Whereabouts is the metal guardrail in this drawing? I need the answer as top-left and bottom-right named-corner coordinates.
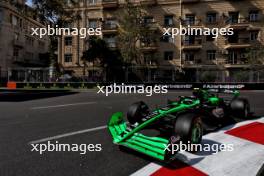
top-left (4, 82), bottom-right (264, 90)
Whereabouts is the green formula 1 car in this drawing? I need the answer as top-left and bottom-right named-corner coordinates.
top-left (108, 88), bottom-right (250, 161)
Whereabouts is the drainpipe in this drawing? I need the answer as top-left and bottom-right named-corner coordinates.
top-left (179, 0), bottom-right (182, 70)
top-left (77, 12), bottom-right (81, 65)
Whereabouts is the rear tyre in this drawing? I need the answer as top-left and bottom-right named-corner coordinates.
top-left (174, 113), bottom-right (203, 145)
top-left (230, 98), bottom-right (250, 118)
top-left (127, 101), bottom-right (149, 124)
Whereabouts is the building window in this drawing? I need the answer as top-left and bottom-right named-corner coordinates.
top-left (143, 16), bottom-right (154, 25)
top-left (88, 19), bottom-right (98, 28)
top-left (64, 21), bottom-right (73, 28)
top-left (250, 31), bottom-right (259, 41)
top-left (11, 15), bottom-right (18, 26)
top-left (13, 47), bottom-right (19, 57)
top-left (184, 52), bottom-right (195, 61)
top-left (164, 51), bottom-right (173, 61)
top-left (14, 33), bottom-right (19, 41)
top-left (185, 14), bottom-right (195, 25)
top-left (161, 35), bottom-right (174, 43)
top-left (104, 35), bottom-right (116, 48)
top-left (104, 19), bottom-right (117, 29)
top-left (25, 52), bottom-right (34, 60)
top-left (19, 18), bottom-right (22, 28)
top-left (65, 37), bottom-right (72, 46)
top-left (250, 50), bottom-right (257, 60)
top-left (26, 36), bottom-right (34, 46)
top-left (38, 41), bottom-right (45, 48)
top-left (143, 53), bottom-right (154, 65)
top-left (206, 32), bottom-right (216, 41)
top-left (64, 54), bottom-right (73, 63)
top-left (249, 10), bottom-right (259, 22)
top-left (0, 10), bottom-right (3, 23)
top-left (228, 12), bottom-right (239, 24)
top-left (228, 50), bottom-right (238, 64)
top-left (206, 13), bottom-right (217, 24)
top-left (164, 15), bottom-right (174, 26)
top-left (207, 50), bottom-right (216, 60)
top-left (184, 35), bottom-right (196, 45)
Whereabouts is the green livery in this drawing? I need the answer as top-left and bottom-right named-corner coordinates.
top-left (108, 88), bottom-right (249, 161)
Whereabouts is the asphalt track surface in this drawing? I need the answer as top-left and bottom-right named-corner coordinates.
top-left (0, 90), bottom-right (263, 176)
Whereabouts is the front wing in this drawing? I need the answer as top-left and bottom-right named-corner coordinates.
top-left (108, 112), bottom-right (169, 160)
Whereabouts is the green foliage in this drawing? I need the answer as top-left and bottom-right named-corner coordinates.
top-left (82, 37), bottom-right (109, 63)
top-left (82, 37), bottom-right (123, 67)
top-left (32, 0), bottom-right (77, 23)
top-left (244, 21), bottom-right (264, 68)
top-left (245, 44), bottom-right (264, 66)
top-left (117, 0), bottom-right (158, 64)
top-left (233, 71), bottom-right (249, 82)
top-left (31, 0), bottom-right (78, 75)
top-left (200, 71), bottom-right (217, 82)
top-left (82, 37), bottom-right (125, 81)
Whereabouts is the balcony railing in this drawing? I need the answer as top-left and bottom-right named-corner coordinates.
top-left (102, 0), bottom-right (117, 2)
top-left (102, 23), bottom-right (117, 30)
top-left (102, 0), bottom-right (118, 8)
top-left (13, 39), bottom-right (24, 47)
top-left (182, 0), bottom-right (200, 3)
top-left (86, 0), bottom-right (100, 6)
top-left (140, 0), bottom-right (157, 5)
top-left (225, 17), bottom-right (250, 25)
top-left (86, 0), bottom-right (118, 8)
top-left (225, 38), bottom-right (251, 49)
top-left (183, 59), bottom-right (203, 66)
top-left (140, 41), bottom-right (158, 51)
top-left (226, 59), bottom-right (248, 65)
top-left (182, 39), bottom-right (202, 46)
top-left (183, 60), bottom-right (196, 65)
top-left (105, 41), bottom-right (117, 48)
top-left (205, 18), bottom-right (219, 25)
top-left (226, 38), bottom-right (250, 45)
top-left (182, 19), bottom-right (202, 26)
top-left (88, 25), bottom-right (99, 29)
top-left (143, 60), bottom-right (158, 67)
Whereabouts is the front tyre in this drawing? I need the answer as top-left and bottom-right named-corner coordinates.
top-left (127, 101), bottom-right (149, 124)
top-left (174, 113), bottom-right (203, 145)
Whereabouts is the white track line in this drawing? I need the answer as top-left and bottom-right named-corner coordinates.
top-left (31, 102), bottom-right (97, 110)
top-left (28, 125), bottom-right (107, 144)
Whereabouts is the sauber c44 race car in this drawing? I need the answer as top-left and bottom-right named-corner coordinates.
top-left (108, 88), bottom-right (250, 161)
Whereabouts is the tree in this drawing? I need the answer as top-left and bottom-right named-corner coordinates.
top-left (117, 0), bottom-right (158, 65)
top-left (32, 0), bottom-right (76, 23)
top-left (31, 0), bottom-right (78, 78)
top-left (200, 71), bottom-right (217, 82)
top-left (82, 37), bottom-right (124, 81)
top-left (244, 22), bottom-right (264, 82)
top-left (245, 44), bottom-right (264, 66)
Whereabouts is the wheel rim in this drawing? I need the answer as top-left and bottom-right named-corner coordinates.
top-left (191, 123), bottom-right (202, 143)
